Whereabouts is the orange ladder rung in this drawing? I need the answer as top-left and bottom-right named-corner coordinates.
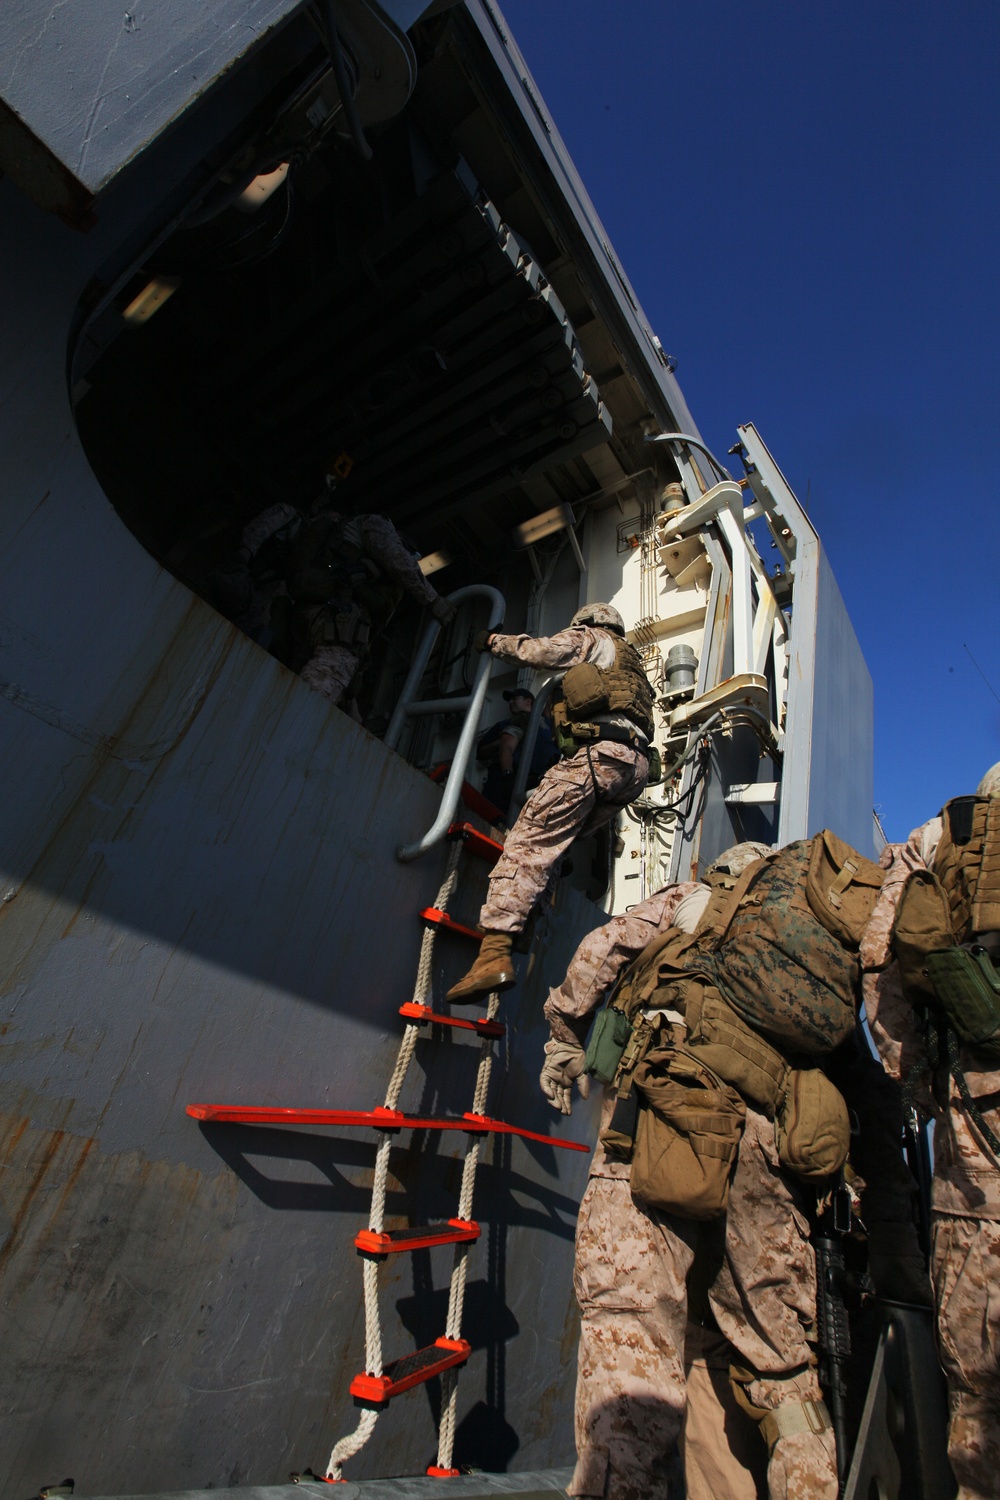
top-left (447, 821), bottom-right (504, 864)
top-left (185, 1103), bottom-right (589, 1151)
top-left (399, 1001), bottom-right (505, 1038)
top-left (350, 1337), bottom-right (471, 1406)
top-left (355, 1218), bottom-right (480, 1258)
top-left (419, 907), bottom-right (483, 942)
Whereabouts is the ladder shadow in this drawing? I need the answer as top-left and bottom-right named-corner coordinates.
top-left (196, 1119), bottom-right (581, 1239)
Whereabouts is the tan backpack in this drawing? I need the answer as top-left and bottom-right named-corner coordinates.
top-left (606, 833), bottom-right (882, 1210)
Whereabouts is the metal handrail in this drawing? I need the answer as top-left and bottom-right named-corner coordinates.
top-left (506, 673), bottom-right (560, 825)
top-left (387, 585), bottom-right (506, 862)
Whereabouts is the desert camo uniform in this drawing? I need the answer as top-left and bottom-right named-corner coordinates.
top-left (477, 625), bottom-right (648, 934)
top-left (862, 820), bottom-right (1000, 1500)
top-left (238, 503), bottom-right (447, 705)
top-left (546, 881), bottom-right (840, 1500)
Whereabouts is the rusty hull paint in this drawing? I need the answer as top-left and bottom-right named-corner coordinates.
top-left (0, 178), bottom-right (599, 1494)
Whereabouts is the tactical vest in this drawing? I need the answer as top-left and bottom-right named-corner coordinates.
top-left (286, 513), bottom-right (401, 655)
top-left (894, 796), bottom-right (1000, 1059)
top-left (935, 796), bottom-right (1000, 943)
top-left (555, 634), bottom-right (655, 740)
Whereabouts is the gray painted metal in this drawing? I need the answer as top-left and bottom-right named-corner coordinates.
top-left (0, 0), bottom-right (305, 195)
top-left (0, 0), bottom-right (439, 218)
top-left (87, 1468), bottom-right (570, 1499)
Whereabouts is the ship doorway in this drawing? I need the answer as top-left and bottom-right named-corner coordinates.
top-left (71, 115), bottom-right (617, 752)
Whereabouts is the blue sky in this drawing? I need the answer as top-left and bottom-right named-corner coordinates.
top-left (498, 0), bottom-right (1000, 841)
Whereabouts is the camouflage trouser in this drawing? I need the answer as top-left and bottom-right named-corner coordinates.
top-left (681, 1324), bottom-right (768, 1500)
top-left (571, 1114), bottom-right (837, 1500)
top-left (931, 1214), bottom-right (1000, 1500)
top-left (480, 742), bottom-right (647, 934)
top-left (300, 645), bottom-right (358, 706)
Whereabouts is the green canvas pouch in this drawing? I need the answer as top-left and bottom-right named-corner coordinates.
top-left (585, 1006), bottom-right (633, 1085)
top-left (927, 946), bottom-right (1000, 1057)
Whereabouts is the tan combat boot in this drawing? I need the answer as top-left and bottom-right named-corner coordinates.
top-left (445, 933), bottom-right (516, 1003)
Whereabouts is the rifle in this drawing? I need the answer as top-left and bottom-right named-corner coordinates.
top-left (814, 1176), bottom-right (854, 1495)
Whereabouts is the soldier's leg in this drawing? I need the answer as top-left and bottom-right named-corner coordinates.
top-left (481, 745), bottom-right (646, 935)
top-left (931, 1214), bottom-right (1000, 1500)
top-left (300, 645), bottom-right (359, 705)
top-left (710, 1112), bottom-right (838, 1500)
top-left (681, 1325), bottom-right (767, 1500)
top-left (571, 1175), bottom-right (696, 1500)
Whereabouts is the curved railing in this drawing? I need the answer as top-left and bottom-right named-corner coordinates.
top-left (385, 585), bottom-right (505, 862)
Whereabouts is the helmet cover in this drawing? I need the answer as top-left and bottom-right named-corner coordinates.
top-left (707, 841), bottom-right (772, 879)
top-left (977, 761), bottom-right (1000, 799)
top-left (570, 602), bottom-right (626, 636)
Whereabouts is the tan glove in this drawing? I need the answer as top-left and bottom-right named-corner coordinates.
top-left (539, 1038), bottom-right (591, 1116)
top-left (430, 596), bottom-right (456, 625)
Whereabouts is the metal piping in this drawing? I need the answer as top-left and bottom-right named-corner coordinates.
top-left (645, 432), bottom-right (733, 482)
top-left (506, 673), bottom-right (560, 823)
top-left (390, 585), bottom-right (505, 862)
top-left (320, 0), bottom-right (373, 162)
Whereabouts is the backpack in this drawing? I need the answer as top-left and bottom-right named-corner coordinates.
top-left (621, 831), bottom-right (885, 1056)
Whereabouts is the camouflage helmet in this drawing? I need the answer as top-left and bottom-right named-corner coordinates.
top-left (977, 761), bottom-right (1000, 798)
top-left (570, 602), bottom-right (625, 636)
top-left (707, 841), bottom-right (772, 879)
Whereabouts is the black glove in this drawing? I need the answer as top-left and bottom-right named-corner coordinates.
top-left (473, 630), bottom-right (496, 653)
top-left (430, 596), bottom-right (456, 625)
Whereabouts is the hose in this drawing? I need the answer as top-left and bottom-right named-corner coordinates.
top-left (320, 0), bottom-right (373, 162)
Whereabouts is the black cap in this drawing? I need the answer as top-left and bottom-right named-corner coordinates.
top-left (503, 687), bottom-right (534, 703)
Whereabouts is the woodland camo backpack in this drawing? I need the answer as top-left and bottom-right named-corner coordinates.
top-left (621, 830), bottom-right (885, 1056)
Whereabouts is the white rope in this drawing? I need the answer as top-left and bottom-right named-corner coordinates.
top-left (411, 842), bottom-right (463, 1007)
top-left (327, 1408), bottom-right (380, 1479)
top-left (437, 1367), bottom-right (460, 1474)
top-left (383, 1024), bottom-right (420, 1113)
top-left (433, 989), bottom-right (502, 1473)
top-left (326, 840), bottom-right (497, 1481)
top-left (362, 1255), bottom-right (383, 1373)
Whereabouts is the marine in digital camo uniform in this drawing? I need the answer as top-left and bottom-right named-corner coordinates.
top-left (542, 839), bottom-right (924, 1500)
top-left (861, 762), bottom-right (1000, 1500)
top-left (446, 603), bottom-right (652, 1003)
top-left (224, 498), bottom-right (453, 708)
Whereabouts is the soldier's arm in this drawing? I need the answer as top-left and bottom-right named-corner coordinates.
top-left (860, 831), bottom-right (937, 1091)
top-left (355, 513), bottom-right (442, 609)
top-left (483, 625), bottom-right (615, 671)
top-left (498, 729), bottom-right (519, 774)
top-left (544, 882), bottom-right (705, 1044)
top-left (239, 501), bottom-right (300, 560)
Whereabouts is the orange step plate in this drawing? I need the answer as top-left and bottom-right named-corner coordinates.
top-left (350, 1337), bottom-right (471, 1406)
top-left (399, 1001), bottom-right (504, 1038)
top-left (355, 1218), bottom-right (480, 1257)
top-left (185, 1104), bottom-right (589, 1151)
top-left (419, 907), bottom-right (482, 942)
top-left (447, 821), bottom-right (504, 864)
